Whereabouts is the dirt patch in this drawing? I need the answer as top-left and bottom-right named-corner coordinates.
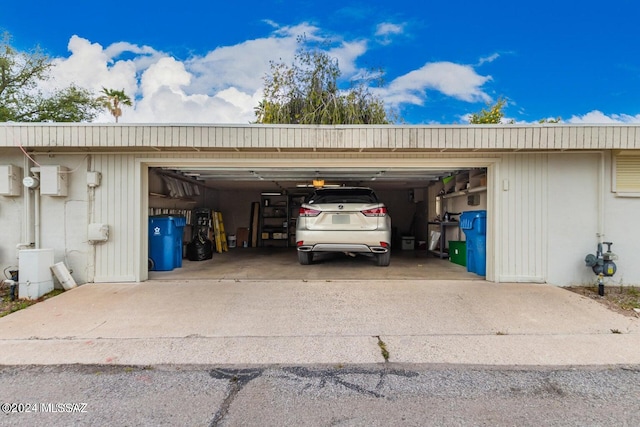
top-left (565, 285), bottom-right (640, 318)
top-left (0, 280), bottom-right (63, 318)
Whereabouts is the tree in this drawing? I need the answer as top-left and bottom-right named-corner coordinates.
top-left (538, 117), bottom-right (562, 123)
top-left (255, 40), bottom-right (392, 124)
top-left (0, 32), bottom-right (100, 122)
top-left (468, 98), bottom-right (513, 124)
top-left (97, 87), bottom-right (133, 123)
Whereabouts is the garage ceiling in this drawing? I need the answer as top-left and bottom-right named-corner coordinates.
top-left (160, 166), bottom-right (464, 191)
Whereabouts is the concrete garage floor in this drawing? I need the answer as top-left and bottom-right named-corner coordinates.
top-left (149, 247), bottom-right (483, 281)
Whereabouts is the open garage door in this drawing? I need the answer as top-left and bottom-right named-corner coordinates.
top-left (143, 160), bottom-right (493, 281)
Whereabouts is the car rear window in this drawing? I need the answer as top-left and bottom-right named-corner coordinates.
top-left (308, 189), bottom-right (378, 204)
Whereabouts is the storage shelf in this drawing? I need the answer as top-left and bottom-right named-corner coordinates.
top-left (427, 221), bottom-right (460, 259)
top-left (440, 186), bottom-right (487, 199)
top-left (149, 192), bottom-right (197, 203)
top-left (260, 194), bottom-right (290, 247)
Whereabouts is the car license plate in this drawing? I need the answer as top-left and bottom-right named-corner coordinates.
top-left (332, 214), bottom-right (350, 224)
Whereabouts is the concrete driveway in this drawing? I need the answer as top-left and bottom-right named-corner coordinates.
top-left (0, 277), bottom-right (639, 366)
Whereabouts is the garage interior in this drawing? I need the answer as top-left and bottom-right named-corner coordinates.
top-left (147, 164), bottom-right (488, 280)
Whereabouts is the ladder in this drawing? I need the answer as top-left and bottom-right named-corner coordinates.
top-left (212, 211), bottom-right (228, 253)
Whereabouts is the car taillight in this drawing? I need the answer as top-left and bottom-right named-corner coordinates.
top-left (361, 207), bottom-right (387, 217)
top-left (299, 207), bottom-right (321, 217)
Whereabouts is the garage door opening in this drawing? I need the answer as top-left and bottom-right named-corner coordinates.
top-left (144, 162), bottom-right (491, 281)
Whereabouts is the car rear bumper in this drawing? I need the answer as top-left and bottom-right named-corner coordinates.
top-left (297, 243), bottom-right (389, 253)
top-left (296, 228), bottom-right (391, 253)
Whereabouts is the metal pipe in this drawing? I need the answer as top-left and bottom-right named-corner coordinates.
top-left (34, 187), bottom-right (40, 248)
top-left (22, 156), bottom-right (33, 248)
top-left (597, 152), bottom-right (606, 243)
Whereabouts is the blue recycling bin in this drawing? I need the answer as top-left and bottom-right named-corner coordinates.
top-left (149, 215), bottom-right (186, 271)
top-left (460, 210), bottom-right (487, 276)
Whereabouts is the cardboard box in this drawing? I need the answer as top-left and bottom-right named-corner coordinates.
top-left (236, 227), bottom-right (249, 247)
top-left (402, 236), bottom-right (415, 250)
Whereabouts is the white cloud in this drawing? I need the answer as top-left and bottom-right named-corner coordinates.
top-left (477, 53), bottom-right (500, 66)
top-left (41, 23), bottom-right (499, 124)
top-left (567, 110), bottom-right (640, 124)
top-left (140, 57), bottom-right (191, 97)
top-left (328, 41), bottom-right (368, 76)
top-left (47, 36), bottom-right (138, 96)
top-left (375, 22), bottom-right (405, 37)
top-left (42, 23), bottom-right (364, 124)
top-left (381, 61), bottom-right (492, 106)
top-left (186, 37), bottom-right (298, 95)
top-left (375, 22), bottom-right (406, 45)
top-left (45, 32), bottom-right (303, 123)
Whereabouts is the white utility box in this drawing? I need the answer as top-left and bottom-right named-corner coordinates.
top-left (87, 171), bottom-right (101, 188)
top-left (88, 223), bottom-right (109, 243)
top-left (0, 165), bottom-right (22, 196)
top-left (40, 165), bottom-right (69, 196)
top-left (18, 248), bottom-right (55, 300)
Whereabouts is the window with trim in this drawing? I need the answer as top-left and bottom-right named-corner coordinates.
top-left (613, 151), bottom-right (640, 197)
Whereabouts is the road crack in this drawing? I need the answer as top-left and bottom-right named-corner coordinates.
top-left (209, 368), bottom-right (263, 426)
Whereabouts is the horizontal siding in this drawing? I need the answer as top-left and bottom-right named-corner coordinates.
top-left (3, 124), bottom-right (640, 151)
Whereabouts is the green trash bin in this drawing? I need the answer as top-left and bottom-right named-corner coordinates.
top-left (449, 241), bottom-right (467, 267)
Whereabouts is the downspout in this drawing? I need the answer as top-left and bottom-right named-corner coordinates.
top-left (597, 151), bottom-right (605, 243)
top-left (34, 186), bottom-right (40, 248)
top-left (18, 156), bottom-right (35, 250)
top-left (30, 167), bottom-right (42, 249)
top-left (18, 157), bottom-right (33, 247)
top-left (87, 155), bottom-right (96, 283)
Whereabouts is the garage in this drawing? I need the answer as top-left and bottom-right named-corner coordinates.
top-left (144, 158), bottom-right (492, 281)
top-left (10, 123), bottom-right (625, 286)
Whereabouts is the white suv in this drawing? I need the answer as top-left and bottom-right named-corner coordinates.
top-left (295, 187), bottom-right (392, 266)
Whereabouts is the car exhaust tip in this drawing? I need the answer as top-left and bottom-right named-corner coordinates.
top-left (370, 247), bottom-right (389, 254)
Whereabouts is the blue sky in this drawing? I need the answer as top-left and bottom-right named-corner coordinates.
top-left (2, 0), bottom-right (640, 124)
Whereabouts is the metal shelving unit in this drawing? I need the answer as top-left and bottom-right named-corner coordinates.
top-left (427, 221), bottom-right (461, 258)
top-left (259, 194), bottom-right (290, 247)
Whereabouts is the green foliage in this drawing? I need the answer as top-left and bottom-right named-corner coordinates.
top-left (255, 39), bottom-right (392, 124)
top-left (0, 31), bottom-right (100, 122)
top-left (538, 117), bottom-right (562, 123)
top-left (97, 87), bottom-right (133, 123)
top-left (468, 98), bottom-right (511, 124)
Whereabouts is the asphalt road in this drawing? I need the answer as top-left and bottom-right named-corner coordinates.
top-left (1, 364), bottom-right (639, 426)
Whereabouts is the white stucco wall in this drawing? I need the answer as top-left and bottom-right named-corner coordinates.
top-left (601, 153), bottom-right (639, 285)
top-left (0, 151), bottom-right (26, 272)
top-left (0, 151), bottom-right (91, 285)
top-left (547, 153), bottom-right (600, 286)
top-left (545, 152), bottom-right (639, 286)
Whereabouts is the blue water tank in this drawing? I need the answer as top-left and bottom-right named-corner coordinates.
top-left (149, 215), bottom-right (186, 271)
top-left (460, 210), bottom-right (487, 276)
